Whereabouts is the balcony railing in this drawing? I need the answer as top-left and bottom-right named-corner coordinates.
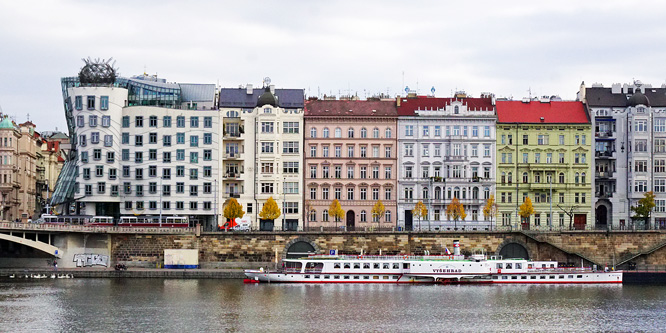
top-left (223, 191), bottom-right (243, 198)
top-left (595, 150), bottom-right (615, 158)
top-left (224, 152), bottom-right (243, 159)
top-left (595, 131), bottom-right (614, 138)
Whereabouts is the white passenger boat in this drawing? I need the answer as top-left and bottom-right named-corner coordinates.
top-left (244, 242), bottom-right (622, 285)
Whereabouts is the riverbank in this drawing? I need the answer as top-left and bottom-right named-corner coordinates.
top-left (0, 267), bottom-right (246, 279)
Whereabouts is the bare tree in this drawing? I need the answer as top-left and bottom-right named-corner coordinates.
top-left (557, 204), bottom-right (578, 230)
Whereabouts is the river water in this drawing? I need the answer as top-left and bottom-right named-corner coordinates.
top-left (0, 279), bottom-right (665, 332)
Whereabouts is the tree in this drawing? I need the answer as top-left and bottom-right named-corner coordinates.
top-left (223, 198), bottom-right (244, 230)
top-left (446, 197), bottom-right (466, 229)
top-left (328, 199), bottom-right (345, 228)
top-left (412, 201), bottom-right (428, 231)
top-left (519, 197), bottom-right (535, 227)
top-left (372, 200), bottom-right (386, 229)
top-left (632, 191), bottom-right (656, 229)
top-left (259, 197), bottom-right (281, 228)
top-left (483, 195), bottom-right (498, 230)
top-left (557, 204), bottom-right (578, 230)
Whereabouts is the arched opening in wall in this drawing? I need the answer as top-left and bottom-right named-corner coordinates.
top-left (499, 243), bottom-right (529, 259)
top-left (595, 204), bottom-right (608, 229)
top-left (346, 210), bottom-right (355, 231)
top-left (286, 241), bottom-right (316, 259)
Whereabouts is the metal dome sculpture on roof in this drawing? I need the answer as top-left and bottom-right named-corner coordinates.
top-left (78, 57), bottom-right (118, 85)
top-left (257, 86), bottom-right (278, 107)
top-left (0, 116), bottom-right (16, 130)
top-left (628, 91), bottom-right (650, 107)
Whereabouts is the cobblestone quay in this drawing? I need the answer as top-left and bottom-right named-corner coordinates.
top-left (111, 231), bottom-right (666, 269)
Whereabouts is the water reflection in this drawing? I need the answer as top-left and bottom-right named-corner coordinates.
top-left (0, 280), bottom-right (663, 332)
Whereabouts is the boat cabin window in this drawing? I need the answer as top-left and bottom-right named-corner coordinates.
top-left (516, 263), bottom-right (522, 269)
top-left (353, 276), bottom-right (360, 279)
top-left (314, 275), bottom-right (320, 279)
top-left (304, 275), bottom-right (310, 279)
top-left (577, 275), bottom-right (583, 278)
top-left (393, 263), bottom-right (400, 269)
top-left (344, 276), bottom-right (350, 279)
top-left (334, 275), bottom-right (340, 279)
top-left (568, 275), bottom-right (573, 279)
top-left (549, 276), bottom-right (555, 279)
top-left (344, 263), bottom-right (351, 269)
top-left (550, 264), bottom-right (555, 268)
top-left (559, 275), bottom-right (564, 279)
top-left (373, 263), bottom-right (380, 269)
top-left (363, 276), bottom-right (369, 279)
top-left (383, 276), bottom-right (389, 280)
top-left (506, 263), bottom-right (513, 269)
top-left (363, 263), bottom-right (370, 269)
top-left (540, 276), bottom-right (546, 279)
top-left (392, 276), bottom-right (398, 280)
top-left (324, 275), bottom-right (330, 279)
top-left (383, 263), bottom-right (390, 269)
top-left (354, 263), bottom-right (361, 269)
top-left (530, 276), bottom-right (536, 279)
top-left (334, 263), bottom-right (341, 269)
top-left (496, 263), bottom-right (503, 269)
top-left (528, 264), bottom-right (533, 269)
top-left (373, 276), bottom-right (379, 280)
top-left (403, 263), bottom-right (409, 269)
top-left (541, 264), bottom-right (546, 268)
top-left (521, 276), bottom-right (527, 279)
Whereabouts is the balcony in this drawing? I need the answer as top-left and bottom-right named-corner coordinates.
top-left (595, 171), bottom-right (615, 179)
top-left (223, 152), bottom-right (243, 159)
top-left (223, 191), bottom-right (243, 199)
top-left (223, 132), bottom-right (243, 140)
top-left (223, 172), bottom-right (243, 180)
top-left (595, 150), bottom-right (615, 159)
top-left (596, 192), bottom-right (613, 199)
top-left (444, 156), bottom-right (467, 162)
top-left (595, 131), bottom-right (615, 138)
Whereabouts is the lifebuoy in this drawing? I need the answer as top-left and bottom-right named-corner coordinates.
top-left (403, 255), bottom-right (408, 260)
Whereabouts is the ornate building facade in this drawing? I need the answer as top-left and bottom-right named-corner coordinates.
top-left (304, 99), bottom-right (398, 229)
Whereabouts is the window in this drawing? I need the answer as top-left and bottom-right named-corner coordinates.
top-left (310, 127), bottom-right (317, 138)
top-left (261, 142), bottom-right (274, 153)
top-left (91, 132), bottom-right (100, 144)
top-left (656, 139), bottom-right (666, 153)
top-left (262, 163), bottom-right (274, 174)
top-left (190, 152), bottom-right (198, 163)
top-left (284, 122), bottom-right (299, 134)
top-left (385, 167), bottom-right (392, 179)
top-left (87, 96), bottom-right (95, 109)
top-left (93, 149), bottom-right (102, 160)
top-left (335, 146), bottom-right (341, 158)
top-left (203, 133), bottom-right (212, 145)
top-left (347, 166), bottom-right (354, 178)
top-left (261, 122), bottom-right (274, 133)
top-left (656, 160), bottom-right (666, 173)
top-left (190, 136), bottom-right (199, 147)
top-left (347, 188), bottom-right (354, 200)
top-left (635, 160), bottom-right (648, 172)
top-left (635, 180), bottom-right (648, 193)
top-left (405, 125), bottom-right (413, 137)
top-left (190, 168), bottom-right (198, 180)
top-left (106, 151), bottom-right (114, 163)
top-left (655, 179), bottom-right (666, 193)
top-left (75, 96), bottom-right (82, 110)
top-left (203, 116), bottom-right (212, 128)
top-left (361, 127), bottom-right (367, 138)
top-left (385, 128), bottom-right (392, 138)
top-left (89, 115), bottom-right (98, 127)
top-left (347, 146), bottom-right (354, 158)
top-left (190, 185), bottom-right (198, 196)
top-left (635, 120), bottom-right (647, 132)
top-left (405, 144), bottom-right (413, 156)
top-left (347, 127), bottom-right (354, 138)
top-left (484, 126), bottom-right (490, 137)
top-left (323, 128), bottom-right (329, 138)
top-left (176, 116), bottom-right (185, 128)
top-left (283, 161), bottom-right (299, 173)
top-left (484, 145), bottom-right (490, 157)
top-left (176, 183), bottom-right (185, 193)
top-left (323, 146), bottom-right (329, 157)
top-left (283, 141), bottom-right (299, 154)
top-left (423, 126), bottom-right (429, 137)
top-left (284, 202), bottom-right (299, 214)
top-left (190, 116), bottom-right (199, 128)
top-left (636, 140), bottom-right (648, 152)
top-left (334, 128), bottom-right (342, 138)
top-left (163, 116), bottom-right (172, 127)
top-left (538, 135), bottom-right (549, 145)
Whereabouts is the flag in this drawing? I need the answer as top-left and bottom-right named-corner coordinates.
top-left (444, 247), bottom-right (451, 255)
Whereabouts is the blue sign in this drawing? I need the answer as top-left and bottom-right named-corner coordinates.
top-left (329, 249), bottom-right (337, 255)
top-left (404, 86), bottom-right (409, 93)
top-left (431, 86), bottom-right (436, 94)
top-left (55, 250), bottom-right (58, 255)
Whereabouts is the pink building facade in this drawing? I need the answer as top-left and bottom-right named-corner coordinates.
top-left (304, 100), bottom-right (398, 229)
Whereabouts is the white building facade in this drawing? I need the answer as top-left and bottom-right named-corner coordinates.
top-left (397, 94), bottom-right (496, 230)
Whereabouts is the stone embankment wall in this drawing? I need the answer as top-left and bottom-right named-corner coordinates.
top-left (111, 231), bottom-right (666, 268)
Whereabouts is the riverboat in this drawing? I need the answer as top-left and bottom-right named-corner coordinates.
top-left (244, 242), bottom-right (622, 284)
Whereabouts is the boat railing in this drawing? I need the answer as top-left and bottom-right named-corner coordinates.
top-left (303, 269), bottom-right (323, 273)
top-left (303, 254), bottom-right (467, 261)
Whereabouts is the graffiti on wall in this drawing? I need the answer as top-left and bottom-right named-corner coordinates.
top-left (73, 253), bottom-right (109, 267)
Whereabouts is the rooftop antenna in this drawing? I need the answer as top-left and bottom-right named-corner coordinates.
top-left (143, 65), bottom-right (147, 76)
top-left (528, 87), bottom-right (532, 99)
top-left (27, 113), bottom-right (30, 122)
top-left (402, 71), bottom-right (405, 94)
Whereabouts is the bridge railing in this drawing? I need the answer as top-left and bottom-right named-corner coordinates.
top-left (0, 222), bottom-right (196, 234)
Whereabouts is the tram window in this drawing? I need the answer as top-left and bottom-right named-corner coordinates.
top-left (363, 276), bottom-right (369, 280)
top-left (344, 276), bottom-right (350, 279)
top-left (354, 263), bottom-right (361, 269)
top-left (363, 263), bottom-right (370, 269)
top-left (506, 263), bottom-right (513, 269)
top-left (344, 263), bottom-right (351, 269)
top-left (373, 263), bottom-right (380, 269)
top-left (393, 263), bottom-right (400, 269)
top-left (353, 276), bottom-right (360, 279)
top-left (550, 264), bottom-right (555, 268)
top-left (383, 263), bottom-right (390, 269)
top-left (530, 276), bottom-right (536, 279)
top-left (496, 263), bottom-right (503, 269)
top-left (521, 276), bottom-right (527, 279)
top-left (304, 275), bottom-right (310, 279)
top-left (334, 263), bottom-right (341, 269)
top-left (516, 263), bottom-right (522, 269)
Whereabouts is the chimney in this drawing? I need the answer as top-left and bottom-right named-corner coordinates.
top-left (246, 84), bottom-right (253, 95)
top-left (453, 240), bottom-right (460, 256)
top-left (540, 117), bottom-right (545, 122)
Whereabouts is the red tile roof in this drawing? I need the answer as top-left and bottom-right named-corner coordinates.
top-left (496, 101), bottom-right (589, 124)
top-left (397, 96), bottom-right (494, 116)
top-left (305, 100), bottom-right (398, 117)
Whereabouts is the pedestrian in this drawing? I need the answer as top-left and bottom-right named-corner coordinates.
top-left (53, 259), bottom-right (58, 272)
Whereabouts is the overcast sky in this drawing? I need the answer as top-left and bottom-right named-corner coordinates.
top-left (2, 0), bottom-right (666, 132)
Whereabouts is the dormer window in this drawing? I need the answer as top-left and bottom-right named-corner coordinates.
top-left (264, 107), bottom-right (272, 114)
top-left (454, 105), bottom-right (460, 114)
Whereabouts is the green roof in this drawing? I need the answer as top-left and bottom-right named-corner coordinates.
top-left (0, 117), bottom-right (15, 130)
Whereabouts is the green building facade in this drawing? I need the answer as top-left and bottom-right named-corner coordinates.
top-left (495, 100), bottom-right (593, 230)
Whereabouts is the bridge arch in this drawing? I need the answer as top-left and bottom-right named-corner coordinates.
top-left (283, 237), bottom-right (319, 259)
top-left (496, 239), bottom-right (530, 260)
top-left (0, 233), bottom-right (61, 258)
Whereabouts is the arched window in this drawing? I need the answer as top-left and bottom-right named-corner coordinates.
top-left (522, 172), bottom-right (528, 183)
top-left (373, 127), bottom-right (380, 138)
top-left (472, 187), bottom-right (479, 200)
top-left (508, 172), bottom-right (513, 184)
top-left (447, 187), bottom-right (452, 199)
top-left (422, 186), bottom-right (429, 199)
top-left (334, 127), bottom-right (342, 138)
top-left (310, 127), bottom-right (317, 138)
top-left (360, 210), bottom-right (367, 222)
top-left (484, 187), bottom-right (490, 200)
top-left (348, 127), bottom-right (354, 138)
top-left (454, 106), bottom-right (460, 114)
top-left (323, 209), bottom-right (329, 222)
top-left (454, 187), bottom-right (461, 199)
top-left (385, 210), bottom-right (391, 222)
top-left (575, 173), bottom-right (580, 184)
top-left (559, 173), bottom-right (565, 184)
top-left (361, 127), bottom-right (367, 138)
top-left (501, 172), bottom-right (506, 184)
top-left (385, 128), bottom-right (392, 138)
top-left (309, 210), bottom-right (316, 221)
top-left (226, 110), bottom-right (239, 118)
top-left (323, 128), bottom-right (329, 138)
top-left (435, 186), bottom-right (442, 199)
top-left (581, 172), bottom-right (586, 184)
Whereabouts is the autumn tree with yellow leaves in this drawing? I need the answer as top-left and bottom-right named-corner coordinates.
top-left (412, 200), bottom-right (428, 230)
top-left (259, 197), bottom-right (281, 222)
top-left (372, 200), bottom-right (386, 228)
top-left (446, 197), bottom-right (466, 229)
top-left (519, 197), bottom-right (535, 225)
top-left (328, 199), bottom-right (345, 228)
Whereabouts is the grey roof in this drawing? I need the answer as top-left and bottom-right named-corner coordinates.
top-left (128, 77), bottom-right (179, 89)
top-left (219, 88), bottom-right (304, 108)
top-left (179, 84), bottom-right (216, 102)
top-left (586, 87), bottom-right (666, 107)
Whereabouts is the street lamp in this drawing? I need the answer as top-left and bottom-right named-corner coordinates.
top-left (159, 176), bottom-right (163, 228)
top-left (282, 177), bottom-right (286, 231)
